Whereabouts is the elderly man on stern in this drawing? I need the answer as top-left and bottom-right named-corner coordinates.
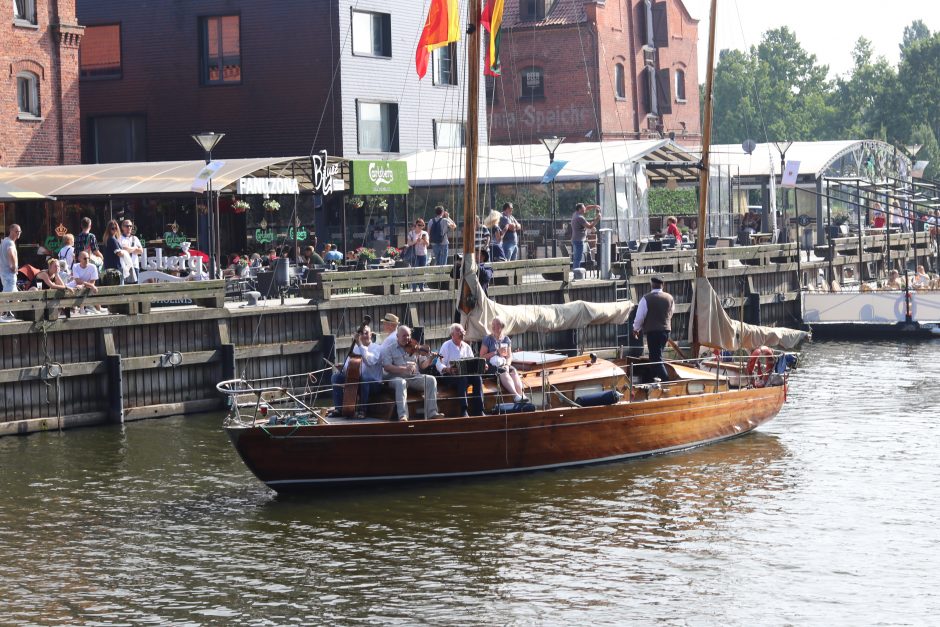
top-left (381, 325), bottom-right (445, 422)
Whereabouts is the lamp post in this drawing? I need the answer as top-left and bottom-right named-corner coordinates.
top-left (773, 140), bottom-right (793, 245)
top-left (191, 132), bottom-right (225, 279)
top-left (540, 135), bottom-right (566, 257)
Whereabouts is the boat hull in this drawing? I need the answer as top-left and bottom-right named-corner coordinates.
top-left (226, 386), bottom-right (786, 492)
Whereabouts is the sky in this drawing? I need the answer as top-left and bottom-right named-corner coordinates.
top-left (682, 0), bottom-right (940, 80)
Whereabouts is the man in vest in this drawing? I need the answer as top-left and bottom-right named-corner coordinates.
top-left (427, 206), bottom-right (456, 266)
top-left (632, 276), bottom-right (674, 382)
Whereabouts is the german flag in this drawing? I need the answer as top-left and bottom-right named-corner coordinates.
top-left (480, 0), bottom-right (504, 77)
top-left (416, 0), bottom-right (461, 79)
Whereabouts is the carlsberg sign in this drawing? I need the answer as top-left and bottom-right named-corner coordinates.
top-left (351, 160), bottom-right (409, 195)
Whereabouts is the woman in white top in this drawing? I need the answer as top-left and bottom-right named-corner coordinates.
top-left (58, 233), bottom-right (75, 270)
top-left (479, 317), bottom-right (527, 403)
top-left (407, 219), bottom-right (429, 292)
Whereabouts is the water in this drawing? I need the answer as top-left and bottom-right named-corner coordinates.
top-left (2, 341), bottom-right (939, 625)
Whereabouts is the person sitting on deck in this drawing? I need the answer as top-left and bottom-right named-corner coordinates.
top-left (30, 258), bottom-right (74, 293)
top-left (480, 317), bottom-right (528, 403)
top-left (883, 269), bottom-right (904, 290)
top-left (912, 265), bottom-right (930, 290)
top-left (378, 313), bottom-right (400, 352)
top-left (381, 326), bottom-right (444, 422)
top-left (436, 323), bottom-right (484, 417)
top-left (664, 216), bottom-right (683, 245)
top-left (68, 251), bottom-right (100, 314)
top-left (329, 324), bottom-right (383, 420)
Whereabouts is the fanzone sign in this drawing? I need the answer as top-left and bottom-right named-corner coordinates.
top-left (351, 160), bottom-right (409, 195)
top-left (237, 177), bottom-right (301, 195)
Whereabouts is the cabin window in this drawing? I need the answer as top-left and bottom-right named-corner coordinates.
top-left (89, 115), bottom-right (146, 163)
top-left (352, 10), bottom-right (391, 58)
top-left (201, 15), bottom-right (241, 84)
top-left (433, 42), bottom-right (457, 86)
top-left (13, 0), bottom-right (36, 25)
top-left (434, 120), bottom-right (465, 148)
top-left (520, 66), bottom-right (544, 99)
top-left (16, 72), bottom-right (40, 118)
top-left (357, 101), bottom-right (399, 153)
top-left (675, 68), bottom-right (686, 102)
top-left (80, 24), bottom-right (122, 79)
top-left (615, 63), bottom-right (625, 99)
top-left (520, 0), bottom-right (555, 21)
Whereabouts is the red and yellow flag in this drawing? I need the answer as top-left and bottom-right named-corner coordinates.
top-left (480, 0), bottom-right (504, 77)
top-left (416, 0), bottom-right (461, 79)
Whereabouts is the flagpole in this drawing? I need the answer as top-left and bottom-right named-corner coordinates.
top-left (463, 0), bottom-right (482, 257)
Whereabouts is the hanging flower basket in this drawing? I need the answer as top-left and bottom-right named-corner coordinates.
top-left (263, 199), bottom-right (280, 212)
top-left (232, 200), bottom-right (250, 214)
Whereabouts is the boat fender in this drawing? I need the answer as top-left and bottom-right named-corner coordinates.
top-left (488, 402), bottom-right (536, 415)
top-left (746, 346), bottom-right (775, 388)
top-left (575, 390), bottom-right (622, 407)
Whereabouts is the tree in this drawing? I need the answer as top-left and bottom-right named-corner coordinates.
top-left (711, 48), bottom-right (760, 144)
top-left (830, 38), bottom-right (897, 140)
top-left (901, 20), bottom-right (931, 58)
top-left (895, 32), bottom-right (940, 145)
top-left (909, 122), bottom-right (939, 182)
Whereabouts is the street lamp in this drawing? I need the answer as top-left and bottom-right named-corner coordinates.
top-left (773, 140), bottom-right (794, 244)
top-left (540, 135), bottom-right (566, 257)
top-left (191, 132), bottom-right (225, 279)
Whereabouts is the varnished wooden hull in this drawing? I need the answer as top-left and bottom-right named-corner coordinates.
top-left (226, 385), bottom-right (786, 492)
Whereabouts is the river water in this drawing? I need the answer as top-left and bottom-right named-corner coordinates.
top-left (1, 340), bottom-right (938, 625)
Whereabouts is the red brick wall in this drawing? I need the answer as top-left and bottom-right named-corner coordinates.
top-left (487, 0), bottom-right (701, 146)
top-left (77, 0), bottom-right (342, 162)
top-left (0, 0), bottom-right (82, 166)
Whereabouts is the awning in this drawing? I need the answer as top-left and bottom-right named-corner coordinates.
top-left (0, 180), bottom-right (54, 201)
top-left (0, 156), bottom-right (347, 198)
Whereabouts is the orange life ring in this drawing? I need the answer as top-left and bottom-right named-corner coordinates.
top-left (746, 346), bottom-right (775, 388)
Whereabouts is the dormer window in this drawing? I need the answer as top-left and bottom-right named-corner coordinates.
top-left (520, 0), bottom-right (556, 21)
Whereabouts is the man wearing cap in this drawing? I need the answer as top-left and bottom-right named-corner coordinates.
top-left (632, 277), bottom-right (674, 382)
top-left (379, 313), bottom-right (400, 353)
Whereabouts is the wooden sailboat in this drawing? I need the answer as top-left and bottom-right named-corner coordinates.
top-left (219, 0), bottom-right (804, 493)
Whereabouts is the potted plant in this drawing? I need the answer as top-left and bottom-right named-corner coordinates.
top-left (232, 199), bottom-right (250, 214)
top-left (263, 198), bottom-right (280, 212)
top-left (829, 210), bottom-right (850, 238)
top-left (355, 246), bottom-right (377, 264)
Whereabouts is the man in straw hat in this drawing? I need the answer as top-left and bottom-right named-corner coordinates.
top-left (379, 313), bottom-right (401, 352)
top-left (632, 276), bottom-right (674, 383)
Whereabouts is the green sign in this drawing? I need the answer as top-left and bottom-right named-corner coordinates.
top-left (164, 231), bottom-right (188, 249)
top-left (255, 228), bottom-right (275, 245)
top-left (351, 160), bottom-right (409, 195)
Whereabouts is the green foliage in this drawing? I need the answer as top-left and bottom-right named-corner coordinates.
top-left (648, 188), bottom-right (698, 216)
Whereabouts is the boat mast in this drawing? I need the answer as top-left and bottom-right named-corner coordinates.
top-left (462, 0), bottom-right (483, 256)
top-left (692, 0), bottom-right (717, 355)
top-left (695, 0), bottom-right (718, 277)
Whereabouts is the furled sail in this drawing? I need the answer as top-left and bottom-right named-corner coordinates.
top-left (459, 255), bottom-right (633, 341)
top-left (690, 277), bottom-right (808, 350)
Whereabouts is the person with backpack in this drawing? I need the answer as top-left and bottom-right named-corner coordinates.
top-left (427, 205), bottom-right (456, 266)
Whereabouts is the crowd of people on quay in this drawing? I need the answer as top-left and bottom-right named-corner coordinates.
top-left (327, 313), bottom-right (530, 421)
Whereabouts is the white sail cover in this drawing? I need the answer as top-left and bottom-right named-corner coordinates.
top-left (460, 255), bottom-right (633, 341)
top-left (690, 277), bottom-right (808, 350)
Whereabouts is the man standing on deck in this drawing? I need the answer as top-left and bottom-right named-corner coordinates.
top-left (570, 203), bottom-right (601, 273)
top-left (427, 206), bottom-right (456, 266)
top-left (632, 276), bottom-right (674, 383)
top-left (1, 224), bottom-right (22, 322)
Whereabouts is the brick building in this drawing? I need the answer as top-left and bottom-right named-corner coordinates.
top-left (76, 0), bottom-right (486, 163)
top-left (1, 0), bottom-right (83, 166)
top-left (487, 0), bottom-right (701, 147)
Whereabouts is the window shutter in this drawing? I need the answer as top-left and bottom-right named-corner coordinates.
top-left (643, 66), bottom-right (656, 114)
top-left (636, 0), bottom-right (649, 46)
top-left (652, 1), bottom-right (669, 48)
top-left (657, 68), bottom-right (672, 114)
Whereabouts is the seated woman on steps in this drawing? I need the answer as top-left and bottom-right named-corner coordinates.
top-left (480, 317), bottom-right (528, 403)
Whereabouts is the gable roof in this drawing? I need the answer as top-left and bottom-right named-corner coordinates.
top-left (500, 0), bottom-right (587, 29)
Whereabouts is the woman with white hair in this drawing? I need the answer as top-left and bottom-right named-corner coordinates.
top-left (479, 317), bottom-right (527, 403)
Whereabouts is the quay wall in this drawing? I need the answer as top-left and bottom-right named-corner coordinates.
top-left (1, 236), bottom-right (931, 437)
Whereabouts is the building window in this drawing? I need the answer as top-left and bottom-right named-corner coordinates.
top-left (90, 115), bottom-right (146, 163)
top-left (637, 0), bottom-right (669, 48)
top-left (80, 24), bottom-right (122, 79)
top-left (520, 0), bottom-right (555, 21)
top-left (675, 68), bottom-right (686, 102)
top-left (520, 66), bottom-right (544, 99)
top-left (16, 72), bottom-right (40, 118)
top-left (352, 10), bottom-right (391, 57)
top-left (357, 101), bottom-right (399, 153)
top-left (434, 120), bottom-right (465, 148)
top-left (13, 0), bottom-right (36, 24)
top-left (201, 15), bottom-right (241, 84)
top-left (614, 63), bottom-right (625, 99)
top-left (433, 42), bottom-right (457, 86)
